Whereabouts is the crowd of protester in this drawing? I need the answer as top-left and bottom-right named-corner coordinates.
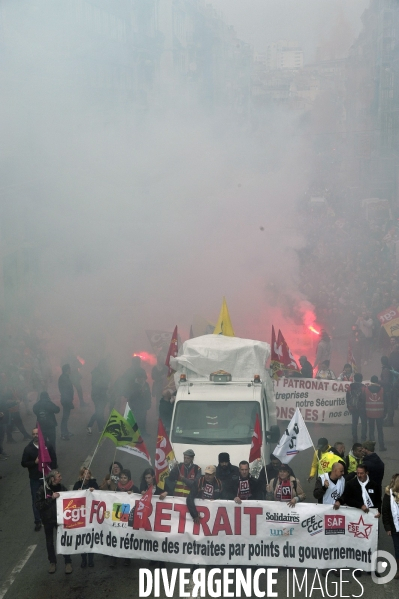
top-left (298, 203), bottom-right (399, 358)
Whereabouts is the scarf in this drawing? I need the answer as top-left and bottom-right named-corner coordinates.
top-left (201, 482), bottom-right (215, 500)
top-left (390, 490), bottom-right (399, 532)
top-left (358, 476), bottom-right (373, 508)
top-left (320, 473), bottom-right (345, 504)
top-left (275, 478), bottom-right (292, 501)
top-left (117, 479), bottom-right (134, 492)
top-left (238, 478), bottom-right (252, 500)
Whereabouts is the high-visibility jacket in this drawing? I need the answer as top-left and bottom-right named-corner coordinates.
top-left (309, 447), bottom-right (342, 478)
top-left (365, 387), bottom-right (384, 419)
top-left (173, 463), bottom-right (200, 497)
top-left (345, 452), bottom-right (362, 474)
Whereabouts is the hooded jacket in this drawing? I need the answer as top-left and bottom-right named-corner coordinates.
top-left (362, 452), bottom-right (385, 488)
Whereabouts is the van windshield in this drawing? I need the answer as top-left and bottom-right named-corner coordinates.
top-left (171, 401), bottom-right (260, 445)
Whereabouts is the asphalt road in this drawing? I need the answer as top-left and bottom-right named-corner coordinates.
top-left (1, 386), bottom-right (398, 599)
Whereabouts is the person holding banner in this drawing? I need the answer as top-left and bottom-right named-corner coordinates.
top-left (222, 461), bottom-right (261, 502)
top-left (35, 470), bottom-right (72, 574)
top-left (140, 467), bottom-right (167, 499)
top-left (187, 465), bottom-right (223, 523)
top-left (266, 464), bottom-right (305, 507)
top-left (168, 449), bottom-right (201, 497)
top-left (333, 464), bottom-right (381, 515)
top-left (382, 473), bottom-right (399, 578)
top-left (313, 462), bottom-right (345, 505)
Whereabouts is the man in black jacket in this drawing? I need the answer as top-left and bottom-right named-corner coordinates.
top-left (333, 464), bottom-right (381, 515)
top-left (33, 392), bottom-right (60, 450)
top-left (222, 460), bottom-right (261, 502)
top-left (58, 364), bottom-right (74, 440)
top-left (299, 356), bottom-right (313, 378)
top-left (215, 452), bottom-right (239, 483)
top-left (361, 441), bottom-right (385, 489)
top-left (36, 469), bottom-right (72, 574)
top-left (21, 428), bottom-right (57, 531)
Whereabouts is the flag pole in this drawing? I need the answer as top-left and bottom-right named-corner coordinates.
top-left (84, 410), bottom-right (114, 475)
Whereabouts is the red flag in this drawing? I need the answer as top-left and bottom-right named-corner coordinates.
top-left (165, 325), bottom-right (178, 376)
top-left (249, 413), bottom-right (262, 462)
top-left (133, 486), bottom-right (153, 529)
top-left (155, 419), bottom-right (175, 490)
top-left (270, 325), bottom-right (284, 380)
top-left (37, 423), bottom-right (52, 475)
top-left (279, 329), bottom-right (299, 371)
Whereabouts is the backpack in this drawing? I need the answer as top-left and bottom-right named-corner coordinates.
top-left (36, 409), bottom-right (49, 426)
top-left (346, 384), bottom-right (365, 411)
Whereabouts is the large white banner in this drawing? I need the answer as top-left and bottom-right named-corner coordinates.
top-left (57, 491), bottom-right (377, 570)
top-left (274, 378), bottom-right (351, 425)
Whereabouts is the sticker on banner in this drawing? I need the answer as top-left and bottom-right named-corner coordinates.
top-left (63, 497), bottom-right (86, 529)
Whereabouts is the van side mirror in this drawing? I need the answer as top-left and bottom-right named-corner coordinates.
top-left (266, 425), bottom-right (280, 443)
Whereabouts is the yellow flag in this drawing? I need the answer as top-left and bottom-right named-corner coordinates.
top-left (213, 297), bottom-right (235, 336)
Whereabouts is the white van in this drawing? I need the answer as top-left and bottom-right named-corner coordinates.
top-left (169, 335), bottom-right (280, 470)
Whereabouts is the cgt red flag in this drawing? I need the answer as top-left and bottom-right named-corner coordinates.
top-left (249, 413), bottom-right (262, 462)
top-left (37, 423), bottom-right (52, 475)
top-left (133, 486), bottom-right (153, 529)
top-left (165, 325), bottom-right (178, 376)
top-left (279, 329), bottom-right (299, 371)
top-left (155, 419), bottom-right (175, 490)
top-left (270, 325), bottom-right (284, 380)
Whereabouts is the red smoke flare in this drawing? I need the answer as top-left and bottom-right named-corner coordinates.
top-left (308, 326), bottom-right (320, 335)
top-left (132, 352), bottom-right (157, 366)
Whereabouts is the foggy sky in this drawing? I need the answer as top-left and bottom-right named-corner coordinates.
top-left (0, 0), bottom-right (369, 369)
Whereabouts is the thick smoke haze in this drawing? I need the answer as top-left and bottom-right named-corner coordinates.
top-left (0, 1), bottom-right (367, 371)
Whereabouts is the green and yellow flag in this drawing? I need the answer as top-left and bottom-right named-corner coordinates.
top-left (101, 408), bottom-right (151, 463)
top-left (213, 297), bottom-right (235, 336)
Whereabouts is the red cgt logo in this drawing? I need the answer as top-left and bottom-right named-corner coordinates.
top-left (63, 497), bottom-right (87, 529)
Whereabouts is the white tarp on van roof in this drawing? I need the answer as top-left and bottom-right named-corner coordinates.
top-left (170, 334), bottom-right (270, 381)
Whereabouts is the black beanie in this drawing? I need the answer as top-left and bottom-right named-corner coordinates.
top-left (218, 452), bottom-right (230, 463)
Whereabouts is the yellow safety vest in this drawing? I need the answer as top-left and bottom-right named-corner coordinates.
top-left (309, 447), bottom-right (341, 477)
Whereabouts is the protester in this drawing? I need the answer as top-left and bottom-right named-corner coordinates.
top-left (158, 390), bottom-right (174, 434)
top-left (258, 455), bottom-right (294, 489)
top-left (139, 467), bottom-right (167, 498)
top-left (72, 467), bottom-right (98, 568)
top-left (346, 373), bottom-right (367, 443)
top-left (87, 359), bottom-right (110, 434)
top-left (35, 469), bottom-right (72, 574)
top-left (313, 462), bottom-right (345, 504)
top-left (33, 392), bottom-right (60, 450)
top-left (168, 449), bottom-right (201, 497)
top-left (128, 371), bottom-right (151, 435)
top-left (345, 443), bottom-right (363, 474)
top-left (266, 464), bottom-right (305, 507)
top-left (333, 464), bottom-right (381, 515)
top-left (58, 364), bottom-right (74, 440)
top-left (356, 312), bottom-right (374, 363)
top-left (299, 356), bottom-right (313, 378)
top-left (116, 469), bottom-right (139, 493)
top-left (21, 428), bottom-right (57, 531)
top-left (381, 356), bottom-right (394, 427)
top-left (187, 465), bottom-right (223, 523)
top-left (315, 360), bottom-right (336, 380)
top-left (222, 460), bottom-right (261, 502)
top-left (151, 355), bottom-right (168, 401)
top-left (6, 393), bottom-right (31, 443)
top-left (365, 376), bottom-right (386, 451)
top-left (337, 364), bottom-right (354, 381)
top-left (315, 331), bottom-right (331, 370)
top-left (72, 466), bottom-right (99, 491)
top-left (308, 437), bottom-right (344, 481)
top-left (215, 452), bottom-right (239, 483)
top-left (361, 441), bottom-right (385, 489)
top-left (100, 461), bottom-right (124, 491)
top-left (382, 473), bottom-right (399, 578)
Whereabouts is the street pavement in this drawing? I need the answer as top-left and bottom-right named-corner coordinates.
top-left (1, 382), bottom-right (398, 599)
